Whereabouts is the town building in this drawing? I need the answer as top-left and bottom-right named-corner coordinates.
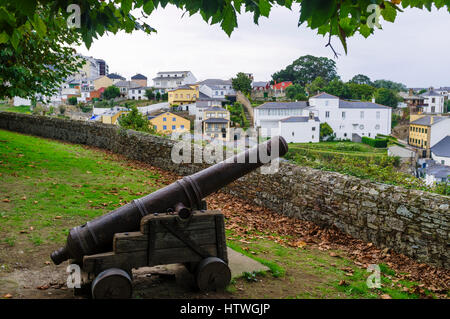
top-left (271, 81), bottom-right (292, 98)
top-left (398, 90), bottom-right (426, 114)
top-left (101, 107), bottom-right (129, 125)
top-left (152, 71), bottom-right (197, 94)
top-left (417, 159), bottom-right (450, 186)
top-left (106, 73), bottom-right (126, 84)
top-left (308, 92), bottom-right (392, 140)
top-left (254, 102), bottom-right (309, 136)
top-left (131, 74), bottom-right (148, 87)
top-left (93, 75), bottom-right (114, 91)
top-left (115, 80), bottom-right (141, 98)
top-left (197, 79), bottom-right (235, 99)
top-left (168, 85), bottom-right (199, 106)
top-left (278, 112), bottom-right (320, 143)
top-left (408, 115), bottom-right (450, 157)
top-left (430, 135), bottom-right (450, 166)
top-left (128, 87), bottom-right (149, 100)
top-left (148, 112), bottom-right (190, 134)
top-left (420, 88), bottom-right (445, 113)
top-left (202, 107), bottom-right (231, 141)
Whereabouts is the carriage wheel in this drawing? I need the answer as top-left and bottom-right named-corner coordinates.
top-left (195, 257), bottom-right (231, 292)
top-left (91, 268), bottom-right (133, 299)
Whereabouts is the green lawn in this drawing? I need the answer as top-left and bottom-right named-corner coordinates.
top-left (0, 104), bottom-right (32, 114)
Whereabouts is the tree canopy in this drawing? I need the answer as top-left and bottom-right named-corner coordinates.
top-left (232, 72), bottom-right (252, 94)
top-left (272, 55), bottom-right (338, 87)
top-left (1, 1), bottom-right (448, 55)
top-left (350, 74), bottom-right (373, 86)
top-left (103, 85), bottom-right (120, 100)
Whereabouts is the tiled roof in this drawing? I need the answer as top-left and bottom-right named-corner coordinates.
top-left (256, 102), bottom-right (309, 109)
top-left (107, 73), bottom-right (125, 80)
top-left (411, 116), bottom-right (446, 126)
top-left (421, 90), bottom-right (441, 97)
top-left (204, 118), bottom-right (229, 123)
top-left (131, 73), bottom-right (147, 80)
top-left (431, 136), bottom-right (450, 158)
top-left (339, 100), bottom-right (390, 109)
top-left (310, 92), bottom-right (339, 99)
top-left (197, 79), bottom-right (232, 86)
top-left (280, 116), bottom-right (320, 123)
top-left (205, 106), bottom-right (228, 112)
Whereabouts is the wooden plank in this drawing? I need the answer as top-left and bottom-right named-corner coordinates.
top-left (113, 228), bottom-right (217, 253)
top-left (148, 244), bottom-right (218, 266)
top-left (140, 210), bottom-right (221, 234)
top-left (83, 251), bottom-right (147, 274)
top-left (214, 214), bottom-right (228, 263)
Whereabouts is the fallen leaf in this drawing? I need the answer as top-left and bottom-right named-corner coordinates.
top-left (54, 216), bottom-right (62, 219)
top-left (2, 293), bottom-right (12, 298)
top-left (44, 261), bottom-right (51, 265)
top-left (381, 294), bottom-right (392, 299)
top-left (339, 280), bottom-right (348, 286)
top-left (329, 252), bottom-right (340, 258)
top-left (37, 284), bottom-right (49, 290)
top-left (2, 199), bottom-right (10, 203)
top-left (21, 196), bottom-right (26, 200)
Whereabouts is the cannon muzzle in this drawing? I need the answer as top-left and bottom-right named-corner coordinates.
top-left (51, 136), bottom-right (288, 265)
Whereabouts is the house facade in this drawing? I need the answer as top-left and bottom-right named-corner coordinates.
top-left (197, 79), bottom-right (235, 99)
top-left (409, 115), bottom-right (450, 157)
top-left (128, 87), bottom-right (148, 100)
top-left (421, 88), bottom-right (445, 113)
top-left (308, 93), bottom-right (392, 140)
top-left (131, 74), bottom-right (148, 87)
top-left (254, 102), bottom-right (309, 137)
top-left (202, 107), bottom-right (231, 142)
top-left (149, 112), bottom-right (190, 134)
top-left (115, 80), bottom-right (140, 98)
top-left (152, 71), bottom-right (197, 94)
top-left (93, 76), bottom-right (114, 91)
top-left (278, 113), bottom-right (320, 143)
top-left (168, 85), bottom-right (199, 106)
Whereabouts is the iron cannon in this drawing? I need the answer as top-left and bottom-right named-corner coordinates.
top-left (51, 136), bottom-right (288, 298)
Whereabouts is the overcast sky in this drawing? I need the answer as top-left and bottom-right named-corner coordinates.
top-left (75, 4), bottom-right (450, 88)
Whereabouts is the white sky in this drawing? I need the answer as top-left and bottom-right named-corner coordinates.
top-left (75, 4), bottom-right (450, 87)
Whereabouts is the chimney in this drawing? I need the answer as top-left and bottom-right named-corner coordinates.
top-left (429, 87), bottom-right (433, 92)
top-left (409, 88), bottom-right (413, 96)
top-left (372, 97), bottom-right (376, 103)
top-left (430, 116), bottom-right (434, 125)
top-left (309, 112), bottom-right (314, 120)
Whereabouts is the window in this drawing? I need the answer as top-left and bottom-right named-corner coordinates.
top-left (187, 94), bottom-right (190, 99)
top-left (181, 125), bottom-right (184, 129)
top-left (376, 111), bottom-right (380, 119)
top-left (325, 111), bottom-right (330, 118)
top-left (342, 112), bottom-right (345, 119)
top-left (172, 125), bottom-right (176, 130)
top-left (153, 125), bottom-right (157, 130)
top-left (163, 117), bottom-right (166, 122)
top-left (163, 125), bottom-right (167, 130)
top-left (360, 111), bottom-right (364, 119)
top-left (172, 117), bottom-right (176, 121)
top-left (312, 127), bottom-right (316, 131)
top-left (359, 124), bottom-right (364, 130)
top-left (375, 124), bottom-right (380, 130)
top-left (325, 101), bottom-right (329, 106)
top-left (292, 132), bottom-right (295, 136)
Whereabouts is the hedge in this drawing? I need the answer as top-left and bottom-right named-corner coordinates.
top-left (361, 136), bottom-right (388, 148)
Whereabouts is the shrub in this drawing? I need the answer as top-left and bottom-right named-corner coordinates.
top-left (59, 105), bottom-right (66, 115)
top-left (68, 96), bottom-right (77, 105)
top-left (362, 136), bottom-right (388, 148)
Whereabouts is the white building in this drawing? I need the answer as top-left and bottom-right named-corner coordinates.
top-left (254, 102), bottom-right (309, 137)
top-left (421, 89), bottom-right (445, 113)
top-left (431, 136), bottom-right (450, 166)
top-left (197, 79), bottom-right (235, 98)
top-left (279, 113), bottom-right (320, 143)
top-left (435, 87), bottom-right (450, 101)
top-left (308, 92), bottom-right (392, 140)
top-left (128, 87), bottom-right (148, 100)
top-left (152, 71), bottom-right (197, 94)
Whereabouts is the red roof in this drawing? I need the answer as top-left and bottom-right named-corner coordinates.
top-left (272, 81), bottom-right (293, 90)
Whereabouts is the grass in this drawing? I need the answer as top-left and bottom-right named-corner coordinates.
top-left (0, 104), bottom-right (32, 114)
top-left (226, 233), bottom-right (434, 299)
top-left (0, 129), bottom-right (164, 252)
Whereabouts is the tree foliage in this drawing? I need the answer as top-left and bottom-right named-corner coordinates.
top-left (373, 79), bottom-right (407, 92)
top-left (144, 88), bottom-right (155, 100)
top-left (375, 88), bottom-right (399, 108)
top-left (0, 5), bottom-right (83, 99)
top-left (285, 84), bottom-right (307, 100)
top-left (320, 122), bottom-right (334, 141)
top-left (2, 1), bottom-right (447, 56)
top-left (68, 96), bottom-right (77, 105)
top-left (272, 55), bottom-right (338, 86)
top-left (306, 76), bottom-right (328, 95)
top-left (102, 86), bottom-right (120, 100)
top-left (232, 72), bottom-right (252, 95)
top-left (118, 105), bottom-right (153, 133)
top-left (350, 74), bottom-right (373, 86)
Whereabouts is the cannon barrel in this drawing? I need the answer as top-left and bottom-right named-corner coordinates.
top-left (51, 136), bottom-right (288, 265)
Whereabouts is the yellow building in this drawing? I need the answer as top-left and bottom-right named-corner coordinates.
top-left (168, 85), bottom-right (199, 106)
top-left (94, 76), bottom-right (114, 91)
top-left (149, 112), bottom-right (190, 134)
top-left (408, 115), bottom-right (446, 157)
top-left (202, 107), bottom-right (231, 141)
top-left (101, 108), bottom-right (129, 125)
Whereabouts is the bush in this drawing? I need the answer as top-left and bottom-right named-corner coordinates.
top-left (59, 105), bottom-right (66, 115)
top-left (362, 136), bottom-right (388, 148)
top-left (68, 96), bottom-right (77, 105)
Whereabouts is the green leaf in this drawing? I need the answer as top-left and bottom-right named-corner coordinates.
top-left (143, 0), bottom-right (155, 15)
top-left (259, 0), bottom-right (271, 17)
top-left (0, 31), bottom-right (9, 44)
top-left (31, 14), bottom-right (47, 37)
top-left (359, 24), bottom-right (372, 38)
top-left (381, 3), bottom-right (397, 22)
top-left (220, 4), bottom-right (238, 36)
top-left (121, 0), bottom-right (133, 15)
top-left (10, 29), bottom-right (20, 50)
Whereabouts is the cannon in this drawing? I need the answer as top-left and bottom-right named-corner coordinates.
top-left (52, 136), bottom-right (288, 298)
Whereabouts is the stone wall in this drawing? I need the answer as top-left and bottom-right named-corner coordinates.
top-left (0, 112), bottom-right (448, 268)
